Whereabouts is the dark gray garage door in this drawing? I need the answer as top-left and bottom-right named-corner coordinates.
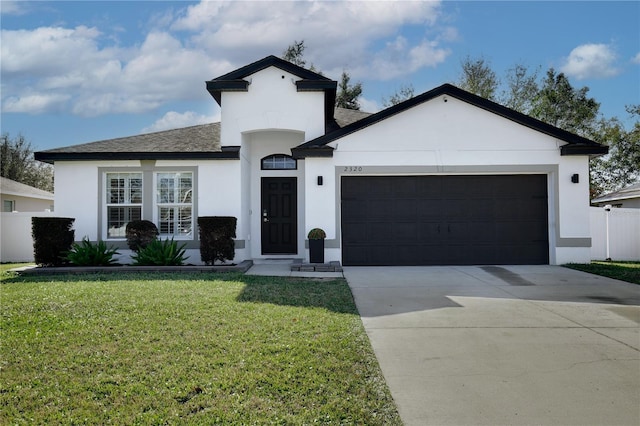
top-left (341, 175), bottom-right (549, 266)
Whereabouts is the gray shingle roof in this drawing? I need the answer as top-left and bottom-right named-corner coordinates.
top-left (592, 182), bottom-right (640, 203)
top-left (34, 108), bottom-right (369, 163)
top-left (1, 177), bottom-right (54, 199)
top-left (39, 122), bottom-right (221, 154)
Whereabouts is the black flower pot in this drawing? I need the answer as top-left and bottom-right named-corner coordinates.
top-left (309, 238), bottom-right (325, 264)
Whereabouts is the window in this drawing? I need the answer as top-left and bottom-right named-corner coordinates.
top-left (156, 172), bottom-right (193, 238)
top-left (261, 154), bottom-right (297, 170)
top-left (105, 173), bottom-right (142, 238)
top-left (3, 200), bottom-right (15, 212)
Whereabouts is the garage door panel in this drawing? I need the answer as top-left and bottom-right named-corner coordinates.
top-left (341, 175), bottom-right (549, 265)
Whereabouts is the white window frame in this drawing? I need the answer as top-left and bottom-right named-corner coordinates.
top-left (104, 172), bottom-right (143, 239)
top-left (154, 171), bottom-right (193, 239)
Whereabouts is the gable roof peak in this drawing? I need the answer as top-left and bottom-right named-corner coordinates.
top-left (209, 54), bottom-right (331, 83)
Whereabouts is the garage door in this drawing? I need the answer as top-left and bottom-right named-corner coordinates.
top-left (341, 175), bottom-right (549, 266)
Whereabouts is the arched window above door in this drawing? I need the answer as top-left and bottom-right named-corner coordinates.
top-left (261, 154), bottom-right (297, 170)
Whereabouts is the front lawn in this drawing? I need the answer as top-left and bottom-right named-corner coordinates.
top-left (564, 261), bottom-right (640, 285)
top-left (0, 272), bottom-right (401, 424)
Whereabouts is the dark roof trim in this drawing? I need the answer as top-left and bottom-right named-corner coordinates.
top-left (295, 80), bottom-right (337, 91)
top-left (293, 83), bottom-right (608, 158)
top-left (35, 146), bottom-right (241, 164)
top-left (290, 146), bottom-right (334, 159)
top-left (205, 80), bottom-right (249, 104)
top-left (212, 55), bottom-right (332, 82)
top-left (207, 55), bottom-right (333, 105)
top-left (560, 143), bottom-right (609, 156)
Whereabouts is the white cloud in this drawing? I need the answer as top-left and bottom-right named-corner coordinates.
top-left (0, 0), bottom-right (29, 15)
top-left (142, 110), bottom-right (219, 133)
top-left (1, 0), bottom-right (452, 116)
top-left (632, 52), bottom-right (640, 64)
top-left (560, 43), bottom-right (620, 80)
top-left (2, 93), bottom-right (70, 114)
top-left (359, 97), bottom-right (381, 114)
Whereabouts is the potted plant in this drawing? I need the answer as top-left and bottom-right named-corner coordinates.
top-left (307, 228), bottom-right (326, 264)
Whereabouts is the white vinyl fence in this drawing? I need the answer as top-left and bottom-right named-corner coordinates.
top-left (1, 211), bottom-right (55, 263)
top-left (2, 209), bottom-right (639, 264)
top-left (590, 207), bottom-right (640, 261)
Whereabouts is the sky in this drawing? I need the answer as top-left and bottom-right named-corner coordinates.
top-left (1, 1), bottom-right (639, 152)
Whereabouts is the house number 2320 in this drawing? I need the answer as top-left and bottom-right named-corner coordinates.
top-left (344, 166), bottom-right (363, 172)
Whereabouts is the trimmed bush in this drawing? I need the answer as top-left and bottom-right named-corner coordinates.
top-left (126, 220), bottom-right (159, 252)
top-left (198, 216), bottom-right (237, 265)
top-left (65, 238), bottom-right (120, 266)
top-left (32, 217), bottom-right (75, 266)
top-left (131, 238), bottom-right (187, 266)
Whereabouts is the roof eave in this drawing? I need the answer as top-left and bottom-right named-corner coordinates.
top-left (34, 146), bottom-right (241, 164)
top-left (206, 80), bottom-right (250, 105)
top-left (560, 144), bottom-right (609, 157)
top-left (290, 146), bottom-right (334, 159)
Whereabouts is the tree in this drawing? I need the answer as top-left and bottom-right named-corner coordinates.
top-left (282, 40), bottom-right (361, 110)
top-left (457, 56), bottom-right (499, 100)
top-left (282, 40), bottom-right (307, 67)
top-left (1, 133), bottom-right (53, 192)
top-left (335, 71), bottom-right (363, 110)
top-left (382, 83), bottom-right (415, 107)
top-left (530, 69), bottom-right (600, 137)
top-left (500, 63), bottom-right (539, 114)
top-left (590, 106), bottom-right (640, 197)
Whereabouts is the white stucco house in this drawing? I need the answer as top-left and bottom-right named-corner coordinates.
top-left (35, 55), bottom-right (607, 266)
top-left (1, 177), bottom-right (54, 212)
top-left (591, 182), bottom-right (640, 208)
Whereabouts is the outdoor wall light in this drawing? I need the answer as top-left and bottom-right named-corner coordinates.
top-left (317, 176), bottom-right (323, 186)
top-left (571, 173), bottom-right (579, 183)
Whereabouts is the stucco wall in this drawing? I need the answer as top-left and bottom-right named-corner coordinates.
top-left (306, 94), bottom-right (593, 265)
top-left (1, 194), bottom-right (53, 212)
top-left (220, 67), bottom-right (325, 147)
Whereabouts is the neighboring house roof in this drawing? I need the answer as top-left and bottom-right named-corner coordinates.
top-left (292, 83), bottom-right (608, 158)
top-left (34, 108), bottom-right (368, 164)
top-left (0, 177), bottom-right (54, 200)
top-left (592, 182), bottom-right (640, 204)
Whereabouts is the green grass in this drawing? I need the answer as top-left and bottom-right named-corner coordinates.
top-left (564, 261), bottom-right (640, 284)
top-left (0, 272), bottom-right (401, 425)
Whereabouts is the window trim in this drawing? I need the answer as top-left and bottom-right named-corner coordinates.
top-left (99, 166), bottom-right (197, 242)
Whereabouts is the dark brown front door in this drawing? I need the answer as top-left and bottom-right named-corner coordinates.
top-left (261, 177), bottom-right (297, 254)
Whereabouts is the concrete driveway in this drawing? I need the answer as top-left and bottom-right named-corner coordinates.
top-left (344, 265), bottom-right (640, 426)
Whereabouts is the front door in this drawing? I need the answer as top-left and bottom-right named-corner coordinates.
top-left (261, 177), bottom-right (297, 254)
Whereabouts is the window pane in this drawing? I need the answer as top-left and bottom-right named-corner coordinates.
top-left (107, 206), bottom-right (141, 238)
top-left (158, 207), bottom-right (175, 235)
top-left (178, 206), bottom-right (192, 236)
top-left (106, 173), bottom-right (142, 204)
top-left (155, 172), bottom-right (193, 238)
top-left (261, 154), bottom-right (297, 170)
top-left (130, 178), bottom-right (142, 203)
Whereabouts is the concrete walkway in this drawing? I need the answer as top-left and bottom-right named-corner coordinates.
top-left (344, 265), bottom-right (640, 426)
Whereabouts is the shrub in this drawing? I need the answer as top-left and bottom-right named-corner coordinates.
top-left (126, 220), bottom-right (159, 252)
top-left (198, 216), bottom-right (237, 265)
top-left (307, 228), bottom-right (326, 239)
top-left (65, 238), bottom-right (120, 266)
top-left (131, 238), bottom-right (187, 266)
top-left (32, 217), bottom-right (75, 266)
